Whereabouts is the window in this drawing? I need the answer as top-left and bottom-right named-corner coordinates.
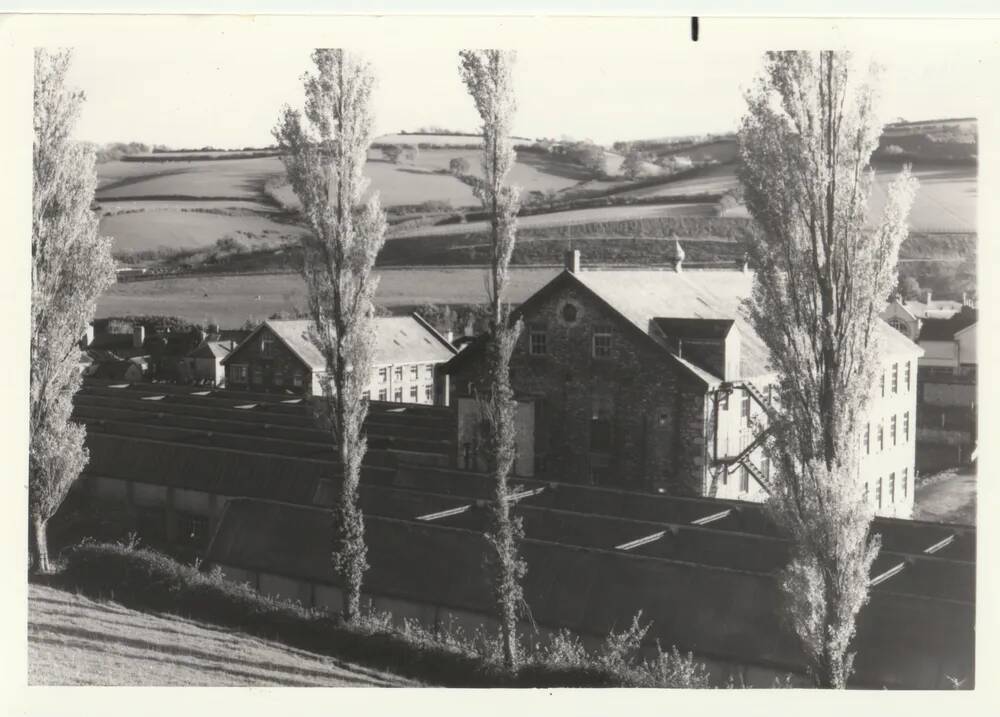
top-left (273, 368), bottom-right (284, 386)
top-left (880, 372), bottom-right (885, 398)
top-left (762, 457), bottom-right (771, 482)
top-left (409, 385), bottom-right (418, 402)
top-left (891, 363), bottom-right (899, 393)
top-left (888, 318), bottom-right (909, 336)
top-left (593, 330), bottom-right (612, 359)
top-left (425, 364), bottom-right (434, 377)
top-left (876, 477), bottom-right (883, 510)
top-left (889, 472), bottom-right (896, 503)
top-left (177, 513), bottom-right (208, 546)
top-left (877, 423), bottom-right (884, 452)
top-left (590, 396), bottom-right (614, 452)
top-left (529, 330), bottom-right (547, 355)
top-left (394, 388), bottom-right (403, 402)
top-left (891, 415), bottom-right (897, 446)
top-left (410, 365), bottom-right (419, 380)
top-left (740, 465), bottom-right (749, 492)
top-left (379, 367), bottom-right (387, 383)
top-left (293, 371), bottom-right (303, 387)
top-left (378, 388), bottom-right (387, 401)
top-left (719, 391), bottom-right (730, 411)
top-left (722, 469), bottom-right (728, 486)
top-left (252, 366), bottom-right (263, 385)
top-left (864, 482), bottom-right (869, 504)
top-left (902, 468), bottom-right (908, 498)
top-left (261, 335), bottom-right (275, 357)
top-left (362, 390), bottom-right (370, 400)
top-left (741, 390), bottom-right (752, 427)
top-left (561, 303), bottom-right (578, 323)
top-left (864, 423), bottom-right (871, 455)
top-left (425, 385), bottom-right (434, 402)
top-left (394, 366), bottom-right (403, 381)
top-left (231, 364), bottom-right (248, 383)
top-left (903, 411), bottom-right (910, 442)
top-left (905, 361), bottom-right (912, 391)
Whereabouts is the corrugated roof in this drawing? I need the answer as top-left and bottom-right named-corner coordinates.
top-left (266, 316), bottom-right (456, 372)
top-left (206, 498), bottom-right (975, 688)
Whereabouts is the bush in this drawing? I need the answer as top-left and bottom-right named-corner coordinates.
top-left (449, 157), bottom-right (471, 176)
top-left (54, 541), bottom-right (712, 687)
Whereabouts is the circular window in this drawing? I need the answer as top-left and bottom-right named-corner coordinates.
top-left (561, 303), bottom-right (578, 323)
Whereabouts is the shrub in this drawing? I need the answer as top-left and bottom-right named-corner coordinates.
top-left (449, 157), bottom-right (471, 176)
top-left (54, 541), bottom-right (713, 687)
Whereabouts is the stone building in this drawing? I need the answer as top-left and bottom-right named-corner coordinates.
top-left (221, 314), bottom-right (456, 405)
top-left (445, 250), bottom-right (921, 517)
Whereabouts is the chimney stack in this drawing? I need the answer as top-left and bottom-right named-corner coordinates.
top-left (565, 249), bottom-right (581, 274)
top-left (924, 290), bottom-right (932, 304)
top-left (133, 325), bottom-right (145, 349)
top-left (81, 323), bottom-right (94, 350)
top-left (673, 240), bottom-right (685, 273)
top-left (961, 291), bottom-right (968, 306)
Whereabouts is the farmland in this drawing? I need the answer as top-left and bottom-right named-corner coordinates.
top-left (97, 267), bottom-right (561, 325)
top-left (29, 583), bottom-right (408, 686)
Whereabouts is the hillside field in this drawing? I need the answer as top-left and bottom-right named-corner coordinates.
top-left (29, 583), bottom-right (408, 686)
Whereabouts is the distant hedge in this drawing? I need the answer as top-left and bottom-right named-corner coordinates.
top-left (56, 541), bottom-right (710, 688)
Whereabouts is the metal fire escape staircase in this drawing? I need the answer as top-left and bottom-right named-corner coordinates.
top-left (713, 380), bottom-right (776, 493)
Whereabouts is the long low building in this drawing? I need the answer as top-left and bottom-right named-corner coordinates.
top-left (69, 379), bottom-right (975, 688)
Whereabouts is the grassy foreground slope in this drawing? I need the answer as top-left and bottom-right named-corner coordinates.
top-left (28, 583), bottom-right (410, 686)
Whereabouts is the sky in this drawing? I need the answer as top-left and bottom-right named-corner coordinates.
top-left (65, 44), bottom-right (983, 150)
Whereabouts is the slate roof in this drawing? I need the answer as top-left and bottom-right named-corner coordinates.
top-left (901, 298), bottom-right (964, 320)
top-left (918, 306), bottom-right (978, 342)
top-left (249, 316), bottom-right (457, 372)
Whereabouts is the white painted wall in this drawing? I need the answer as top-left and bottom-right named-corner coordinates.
top-left (957, 326), bottom-right (976, 366)
top-left (919, 340), bottom-right (958, 368)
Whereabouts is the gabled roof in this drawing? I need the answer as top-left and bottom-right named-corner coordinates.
top-left (902, 298), bottom-right (964, 320)
top-left (446, 268), bottom-right (921, 385)
top-left (918, 306), bottom-right (978, 342)
top-left (224, 315), bottom-right (456, 371)
top-left (188, 340), bottom-right (237, 360)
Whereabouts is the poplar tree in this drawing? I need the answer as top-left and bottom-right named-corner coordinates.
top-left (459, 49), bottom-right (526, 670)
top-left (738, 51), bottom-right (918, 687)
top-left (31, 49), bottom-right (116, 572)
top-left (274, 49), bottom-right (386, 622)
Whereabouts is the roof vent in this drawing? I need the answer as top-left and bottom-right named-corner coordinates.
top-left (674, 240), bottom-right (685, 273)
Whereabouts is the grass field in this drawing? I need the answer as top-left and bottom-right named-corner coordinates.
top-left (394, 202), bottom-right (720, 238)
top-left (28, 583), bottom-right (409, 686)
top-left (101, 208), bottom-right (310, 253)
top-left (97, 267), bottom-right (560, 325)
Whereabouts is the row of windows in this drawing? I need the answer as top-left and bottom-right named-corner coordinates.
top-left (863, 411), bottom-right (911, 454)
top-left (879, 361), bottom-right (912, 397)
top-left (372, 385), bottom-right (435, 403)
top-left (229, 364), bottom-right (305, 387)
top-left (863, 468), bottom-right (909, 509)
top-left (528, 328), bottom-right (613, 359)
top-left (377, 364), bottom-right (436, 383)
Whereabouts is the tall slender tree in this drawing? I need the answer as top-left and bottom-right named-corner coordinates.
top-left (274, 49), bottom-right (387, 622)
top-left (738, 51), bottom-right (917, 687)
top-left (31, 49), bottom-right (116, 572)
top-left (459, 49), bottom-right (526, 670)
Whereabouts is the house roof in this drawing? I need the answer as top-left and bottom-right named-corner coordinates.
top-left (224, 315), bottom-right (456, 371)
top-left (652, 317), bottom-right (736, 340)
top-left (188, 339), bottom-right (237, 360)
top-left (902, 298), bottom-right (964, 320)
top-left (89, 360), bottom-right (141, 380)
top-left (447, 268), bottom-right (921, 386)
top-left (918, 306), bottom-right (977, 342)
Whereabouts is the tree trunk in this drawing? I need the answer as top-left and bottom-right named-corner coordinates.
top-left (32, 515), bottom-right (51, 574)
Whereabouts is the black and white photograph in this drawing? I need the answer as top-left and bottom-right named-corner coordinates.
top-left (6, 10), bottom-right (997, 704)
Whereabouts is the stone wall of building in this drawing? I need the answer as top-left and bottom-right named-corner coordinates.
top-left (225, 327), bottom-right (313, 393)
top-left (450, 282), bottom-right (708, 492)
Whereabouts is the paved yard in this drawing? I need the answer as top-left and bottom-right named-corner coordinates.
top-left (913, 466), bottom-right (977, 526)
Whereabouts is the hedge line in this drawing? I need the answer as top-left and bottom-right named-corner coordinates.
top-left (55, 541), bottom-right (712, 688)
